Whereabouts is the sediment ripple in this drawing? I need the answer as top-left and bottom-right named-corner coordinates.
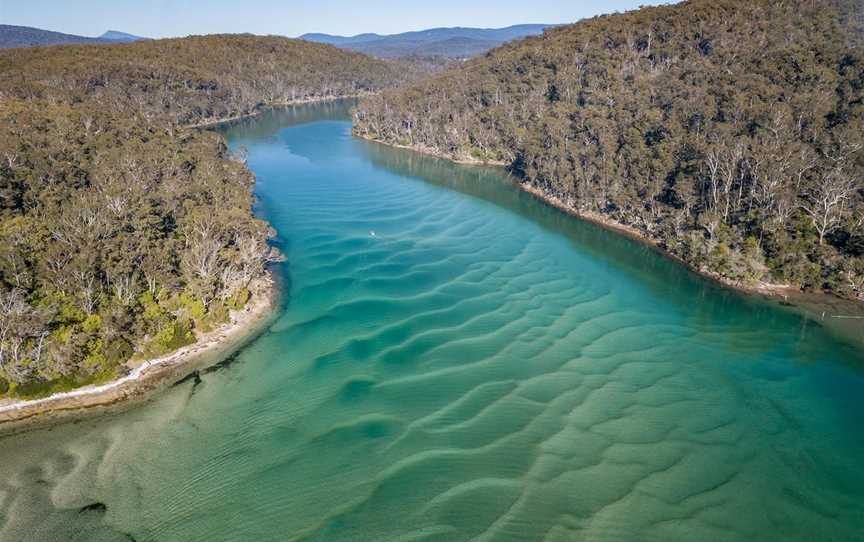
top-left (0, 111), bottom-right (861, 542)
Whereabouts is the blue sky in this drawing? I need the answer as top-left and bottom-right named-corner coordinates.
top-left (1, 1), bottom-right (663, 38)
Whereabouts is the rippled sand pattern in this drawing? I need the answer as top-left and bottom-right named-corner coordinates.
top-left (0, 105), bottom-right (862, 541)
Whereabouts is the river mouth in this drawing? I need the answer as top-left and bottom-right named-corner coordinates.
top-left (0, 102), bottom-right (862, 541)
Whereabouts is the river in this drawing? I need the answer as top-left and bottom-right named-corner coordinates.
top-left (0, 102), bottom-right (862, 541)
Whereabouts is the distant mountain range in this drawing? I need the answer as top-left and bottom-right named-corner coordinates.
top-left (301, 24), bottom-right (554, 58)
top-left (99, 30), bottom-right (147, 43)
top-left (0, 24), bottom-right (148, 48)
top-left (1, 23), bottom-right (548, 57)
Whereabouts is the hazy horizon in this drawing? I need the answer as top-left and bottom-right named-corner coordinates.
top-left (0, 0), bottom-right (665, 40)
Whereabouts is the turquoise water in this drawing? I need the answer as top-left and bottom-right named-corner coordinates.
top-left (1, 102), bottom-right (863, 541)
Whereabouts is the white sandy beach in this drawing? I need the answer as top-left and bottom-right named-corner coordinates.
top-left (0, 281), bottom-right (275, 429)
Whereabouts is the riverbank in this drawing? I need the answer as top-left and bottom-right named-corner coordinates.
top-left (518, 184), bottom-right (864, 342)
top-left (356, 134), bottom-right (864, 345)
top-left (0, 94), bottom-right (333, 432)
top-left (351, 136), bottom-right (509, 167)
top-left (0, 275), bottom-right (278, 435)
top-left (188, 93), bottom-right (373, 130)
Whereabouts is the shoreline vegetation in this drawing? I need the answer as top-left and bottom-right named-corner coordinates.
top-left (354, 0), bottom-right (864, 310)
top-left (517, 182), bottom-right (864, 343)
top-left (0, 94), bottom-right (373, 430)
top-left (0, 274), bottom-right (276, 433)
top-left (355, 133), bottom-right (864, 345)
top-left (0, 93), bottom-right (371, 430)
top-left (186, 92), bottom-right (375, 130)
top-left (0, 35), bottom-right (405, 428)
top-left (4, 0), bottom-right (864, 429)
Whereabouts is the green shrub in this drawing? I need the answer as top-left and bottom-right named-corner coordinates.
top-left (151, 318), bottom-right (196, 354)
top-left (13, 376), bottom-right (81, 399)
top-left (82, 314), bottom-right (102, 333)
top-left (227, 288), bottom-right (251, 310)
top-left (200, 301), bottom-right (230, 332)
top-left (179, 293), bottom-right (207, 321)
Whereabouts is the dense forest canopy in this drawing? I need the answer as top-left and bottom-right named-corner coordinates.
top-left (0, 35), bottom-right (402, 396)
top-left (0, 34), bottom-right (404, 125)
top-left (355, 0), bottom-right (864, 300)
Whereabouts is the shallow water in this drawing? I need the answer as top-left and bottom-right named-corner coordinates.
top-left (1, 102), bottom-right (863, 541)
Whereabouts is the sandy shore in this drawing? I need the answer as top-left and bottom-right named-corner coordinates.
top-left (0, 276), bottom-right (278, 435)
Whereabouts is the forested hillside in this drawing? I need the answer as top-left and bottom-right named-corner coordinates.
top-left (355, 0), bottom-right (864, 300)
top-left (0, 35), bottom-right (401, 396)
